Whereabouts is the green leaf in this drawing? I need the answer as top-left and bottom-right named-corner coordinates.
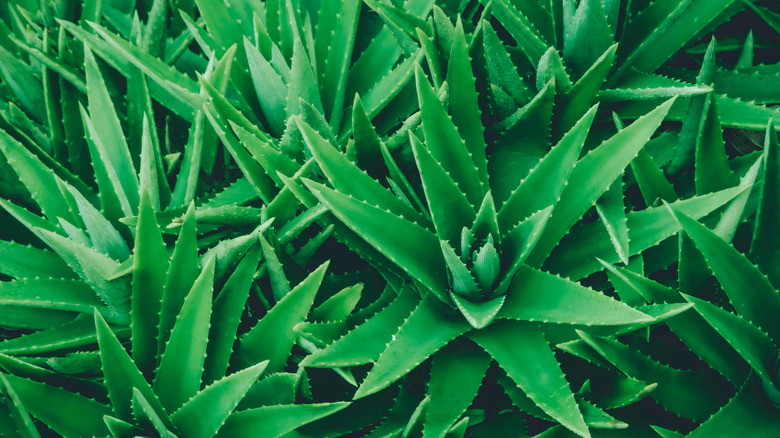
top-left (416, 64), bottom-right (485, 207)
top-left (695, 93), bottom-right (737, 195)
top-left (563, 0), bottom-right (613, 76)
top-left (529, 98), bottom-right (675, 265)
top-left (354, 297), bottom-right (471, 399)
top-left (577, 331), bottom-right (728, 420)
top-left (305, 180), bottom-right (448, 302)
top-left (171, 362), bottom-right (267, 438)
top-left (451, 293), bottom-right (505, 330)
top-left (750, 123), bottom-right (780, 288)
top-left (423, 343), bottom-right (491, 438)
top-left (547, 185), bottom-right (745, 280)
top-left (595, 178), bottom-right (629, 265)
top-left (301, 287), bottom-right (420, 368)
top-left (0, 241), bottom-right (75, 280)
top-left (236, 262), bottom-right (328, 372)
top-left (682, 293), bottom-right (777, 384)
top-left (131, 188), bottom-right (169, 378)
top-left (498, 265), bottom-right (653, 325)
top-left (0, 373), bottom-right (40, 438)
top-left (157, 203), bottom-right (199, 360)
top-left (244, 38), bottom-right (287, 137)
top-left (471, 321), bottom-right (589, 438)
top-left (84, 47), bottom-right (140, 212)
top-left (497, 104), bottom-right (597, 230)
top-left (486, 0), bottom-right (549, 65)
top-left (154, 257), bottom-right (215, 412)
top-left (483, 21), bottom-right (532, 106)
top-left (204, 243), bottom-right (262, 385)
top-left (671, 208), bottom-right (780, 343)
top-left (447, 20), bottom-right (488, 188)
top-left (687, 375), bottom-right (780, 438)
top-left (95, 310), bottom-right (172, 428)
top-left (311, 284), bottom-right (364, 323)
top-left (216, 402), bottom-right (350, 438)
top-left (0, 279), bottom-right (104, 315)
top-left (63, 184), bottom-right (130, 262)
top-left (2, 373), bottom-right (110, 437)
top-left (410, 132), bottom-right (475, 247)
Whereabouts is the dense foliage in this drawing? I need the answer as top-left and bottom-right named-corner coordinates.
top-left (0, 0), bottom-right (779, 436)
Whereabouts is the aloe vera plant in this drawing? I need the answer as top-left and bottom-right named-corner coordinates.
top-left (0, 0), bottom-right (780, 437)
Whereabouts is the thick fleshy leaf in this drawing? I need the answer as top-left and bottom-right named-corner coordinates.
top-left (0, 373), bottom-right (40, 438)
top-left (687, 375), bottom-right (780, 438)
top-left (236, 262), bottom-right (328, 372)
top-left (216, 402), bottom-right (350, 438)
top-left (471, 321), bottom-right (589, 438)
top-left (301, 287), bottom-right (420, 368)
top-left (95, 311), bottom-right (171, 427)
top-left (682, 293), bottom-right (778, 383)
top-left (3, 374), bottom-right (110, 437)
top-left (577, 331), bottom-right (729, 420)
top-left (695, 93), bottom-right (737, 195)
top-left (306, 179), bottom-right (448, 301)
top-left (416, 64), bottom-right (485, 207)
top-left (595, 178), bottom-right (629, 265)
top-left (354, 297), bottom-right (471, 399)
top-left (498, 265), bottom-right (653, 325)
top-left (154, 257), bottom-right (215, 412)
top-left (451, 293), bottom-right (505, 330)
top-left (529, 98), bottom-right (675, 265)
top-left (672, 208), bottom-right (780, 343)
top-left (750, 123), bottom-right (780, 288)
top-left (171, 362), bottom-right (267, 438)
top-left (423, 343), bottom-right (491, 438)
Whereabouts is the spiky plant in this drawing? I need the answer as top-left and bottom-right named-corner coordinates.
top-left (0, 0), bottom-right (779, 437)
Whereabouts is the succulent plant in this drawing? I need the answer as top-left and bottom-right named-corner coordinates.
top-left (0, 0), bottom-right (779, 437)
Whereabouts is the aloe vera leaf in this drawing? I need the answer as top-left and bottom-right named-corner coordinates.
top-left (63, 184), bottom-right (130, 262)
top-left (202, 99), bottom-right (277, 203)
top-left (131, 388), bottom-right (175, 437)
top-left (577, 331), bottom-right (729, 420)
top-left (416, 64), bottom-right (485, 207)
top-left (695, 94), bottom-right (737, 195)
top-left (536, 48), bottom-right (572, 92)
top-left (600, 262), bottom-right (750, 384)
top-left (711, 70), bottom-right (780, 105)
top-left (239, 372), bottom-right (298, 410)
top-left (619, 0), bottom-right (744, 76)
top-left (682, 293), bottom-right (778, 383)
top-left (203, 243), bottom-right (261, 385)
top-left (630, 148), bottom-right (678, 207)
top-left (236, 262), bottom-right (328, 372)
top-left (472, 320), bottom-right (588, 438)
top-left (35, 228), bottom-right (130, 325)
top-left (482, 21), bottom-right (532, 105)
top-left (563, 0), bottom-right (613, 76)
top-left (244, 38), bottom-right (287, 137)
top-left (672, 208), bottom-right (780, 344)
top-left (0, 241), bottom-right (75, 280)
top-left (558, 44), bottom-right (617, 135)
top-left (170, 361), bottom-right (267, 438)
top-left (546, 185), bottom-right (745, 279)
top-left (498, 105), bottom-right (597, 230)
top-left (311, 284), bottom-right (364, 323)
top-left (258, 232), bottom-right (290, 302)
top-left (0, 131), bottom-right (73, 225)
top-left (750, 123), bottom-right (780, 288)
top-left (363, 0), bottom-right (425, 54)
top-left (84, 47), bottom-right (140, 208)
top-left (301, 287), bottom-right (420, 367)
top-left (440, 241), bottom-right (480, 300)
top-left (85, 22), bottom-right (201, 119)
top-left (361, 48), bottom-right (421, 124)
top-left (0, 45), bottom-right (44, 123)
top-left (140, 0), bottom-right (167, 56)
top-left (410, 132), bottom-right (475, 246)
top-left (423, 341), bottom-right (491, 438)
top-left (687, 375), bottom-right (780, 438)
top-left (352, 95), bottom-right (386, 179)
top-left (484, 0), bottom-right (549, 66)
top-left (595, 178), bottom-right (629, 265)
top-left (489, 81), bottom-right (556, 205)
top-left (497, 206), bottom-right (553, 295)
top-left (380, 135), bottom-right (429, 216)
top-left (318, 0), bottom-right (360, 132)
top-left (0, 314), bottom-right (113, 356)
top-left (94, 311), bottom-right (171, 427)
top-left (2, 374), bottom-right (110, 437)
top-left (287, 38), bottom-right (323, 117)
top-left (498, 265), bottom-right (652, 325)
top-left (130, 189), bottom-right (169, 378)
top-left (154, 257), bottom-right (215, 412)
top-left (0, 374), bottom-right (40, 438)
top-left (447, 20), bottom-right (488, 188)
top-left (216, 402), bottom-right (350, 438)
top-left (354, 296), bottom-right (471, 399)
top-left (0, 278), bottom-right (105, 315)
top-left (306, 180), bottom-right (448, 301)
top-left (298, 118), bottom-right (426, 226)
top-left (528, 98), bottom-right (675, 265)
top-left (103, 416), bottom-right (142, 437)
